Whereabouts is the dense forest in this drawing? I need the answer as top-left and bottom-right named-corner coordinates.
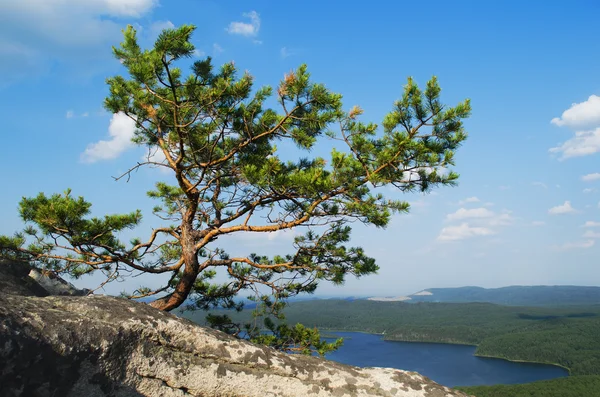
top-left (179, 299), bottom-right (600, 396)
top-left (456, 375), bottom-right (600, 397)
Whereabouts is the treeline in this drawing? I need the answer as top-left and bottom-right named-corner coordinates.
top-left (456, 375), bottom-right (600, 397)
top-left (476, 317), bottom-right (600, 375)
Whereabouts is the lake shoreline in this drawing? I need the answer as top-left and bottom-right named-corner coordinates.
top-left (474, 353), bottom-right (571, 375)
top-left (323, 328), bottom-right (571, 375)
top-left (323, 330), bottom-right (568, 387)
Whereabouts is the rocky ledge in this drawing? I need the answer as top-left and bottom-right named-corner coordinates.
top-left (0, 261), bottom-right (470, 397)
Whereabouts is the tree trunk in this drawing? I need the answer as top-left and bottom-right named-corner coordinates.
top-left (149, 218), bottom-right (198, 312)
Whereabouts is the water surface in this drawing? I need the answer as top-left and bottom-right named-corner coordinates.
top-left (324, 332), bottom-right (568, 387)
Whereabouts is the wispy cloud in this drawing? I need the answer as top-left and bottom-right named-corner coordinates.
top-left (149, 20), bottom-right (175, 40)
top-left (532, 181), bottom-right (547, 189)
top-left (438, 223), bottom-right (495, 241)
top-left (66, 110), bottom-right (89, 119)
top-left (582, 173), bottom-right (600, 182)
top-left (583, 221), bottom-right (600, 227)
top-left (532, 221), bottom-right (546, 226)
top-left (458, 196), bottom-right (480, 205)
top-left (487, 211), bottom-right (515, 226)
top-left (439, 207), bottom-right (514, 241)
top-left (447, 207), bottom-right (494, 221)
top-left (280, 47), bottom-right (294, 59)
top-left (213, 43), bottom-right (224, 55)
top-left (554, 240), bottom-right (595, 251)
top-left (0, 0), bottom-right (158, 85)
top-left (226, 11), bottom-right (260, 37)
top-left (583, 230), bottom-right (600, 239)
top-left (548, 201), bottom-right (577, 215)
top-left (81, 112), bottom-right (135, 163)
top-left (549, 128), bottom-right (600, 160)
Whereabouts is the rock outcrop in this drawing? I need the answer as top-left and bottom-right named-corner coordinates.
top-left (0, 261), bottom-right (471, 397)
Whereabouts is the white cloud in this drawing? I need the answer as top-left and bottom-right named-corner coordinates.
top-left (549, 127), bottom-right (600, 160)
top-left (193, 49), bottom-right (206, 57)
top-left (447, 207), bottom-right (494, 221)
top-left (549, 96), bottom-right (600, 160)
top-left (439, 207), bottom-right (513, 241)
top-left (583, 221), bottom-right (600, 227)
top-left (143, 146), bottom-right (166, 163)
top-left (548, 201), bottom-right (577, 215)
top-left (0, 0), bottom-right (158, 84)
top-left (551, 95), bottom-right (600, 128)
top-left (498, 185), bottom-right (511, 190)
top-left (487, 212), bottom-right (515, 226)
top-left (141, 146), bottom-right (171, 174)
top-left (583, 230), bottom-right (600, 239)
top-left (92, 0), bottom-right (157, 17)
top-left (532, 221), bottom-right (545, 226)
top-left (2, 0), bottom-right (157, 19)
top-left (81, 112), bottom-right (136, 163)
top-left (458, 196), bottom-right (480, 205)
top-left (532, 181), bottom-right (547, 189)
top-left (554, 240), bottom-right (595, 251)
top-left (402, 166), bottom-right (449, 182)
top-left (226, 11), bottom-right (260, 37)
top-left (583, 188), bottom-right (596, 193)
top-left (438, 223), bottom-right (494, 241)
top-left (81, 112), bottom-right (89, 117)
top-left (582, 173), bottom-right (600, 182)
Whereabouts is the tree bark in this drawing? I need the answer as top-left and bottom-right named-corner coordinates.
top-left (149, 211), bottom-right (198, 311)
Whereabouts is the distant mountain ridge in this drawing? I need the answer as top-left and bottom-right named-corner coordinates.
top-left (370, 285), bottom-right (600, 306)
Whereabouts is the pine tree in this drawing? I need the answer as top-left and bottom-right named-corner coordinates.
top-left (0, 24), bottom-right (470, 354)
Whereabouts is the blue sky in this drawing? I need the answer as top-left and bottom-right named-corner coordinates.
top-left (1, 0), bottom-right (600, 297)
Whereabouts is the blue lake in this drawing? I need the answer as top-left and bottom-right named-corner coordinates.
top-left (323, 332), bottom-right (569, 387)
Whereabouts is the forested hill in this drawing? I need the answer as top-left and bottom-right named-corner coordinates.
top-left (394, 286), bottom-right (600, 306)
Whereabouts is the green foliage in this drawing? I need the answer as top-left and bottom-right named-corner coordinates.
top-left (0, 24), bottom-right (470, 355)
top-left (456, 375), bottom-right (600, 397)
top-left (476, 318), bottom-right (600, 375)
top-left (250, 321), bottom-right (343, 356)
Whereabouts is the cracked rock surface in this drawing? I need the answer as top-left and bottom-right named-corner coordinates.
top-left (0, 262), bottom-right (471, 397)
